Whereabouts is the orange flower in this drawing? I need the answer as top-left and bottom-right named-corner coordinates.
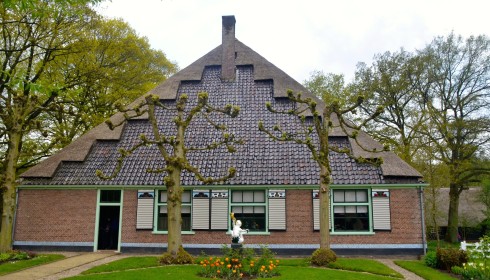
top-left (225, 257), bottom-right (229, 262)
top-left (240, 273), bottom-right (243, 277)
top-left (203, 264), bottom-right (207, 267)
top-left (220, 262), bottom-right (224, 265)
top-left (200, 261), bottom-right (203, 264)
top-left (227, 264), bottom-right (232, 268)
top-left (233, 270), bottom-right (236, 273)
top-left (217, 270), bottom-right (220, 274)
top-left (250, 263), bottom-right (254, 267)
top-left (211, 264), bottom-right (215, 267)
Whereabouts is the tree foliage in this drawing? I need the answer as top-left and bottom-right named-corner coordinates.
top-left (97, 92), bottom-right (241, 257)
top-left (0, 0), bottom-right (176, 252)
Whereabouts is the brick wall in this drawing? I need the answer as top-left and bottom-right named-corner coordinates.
top-left (120, 188), bottom-right (423, 246)
top-left (14, 189), bottom-right (97, 242)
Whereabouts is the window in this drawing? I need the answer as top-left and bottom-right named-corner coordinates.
top-left (157, 190), bottom-right (192, 231)
top-left (332, 189), bottom-right (370, 232)
top-left (230, 190), bottom-right (266, 232)
top-left (100, 190), bottom-right (121, 203)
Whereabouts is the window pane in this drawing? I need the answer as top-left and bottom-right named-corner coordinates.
top-left (100, 190), bottom-right (121, 203)
top-left (254, 206), bottom-right (265, 214)
top-left (233, 211), bottom-right (265, 232)
top-left (232, 191), bottom-right (242, 203)
top-left (232, 206), bottom-right (242, 213)
top-left (157, 212), bottom-right (168, 231)
top-left (345, 206), bottom-right (356, 213)
top-left (334, 206), bottom-right (344, 214)
top-left (254, 191), bottom-right (265, 202)
top-left (160, 191), bottom-right (167, 203)
top-left (345, 191), bottom-right (356, 202)
top-left (356, 190), bottom-right (368, 202)
top-left (243, 191), bottom-right (254, 202)
top-left (182, 206), bottom-right (191, 214)
top-left (159, 206), bottom-right (168, 214)
top-left (333, 190), bottom-right (344, 202)
top-left (182, 191), bottom-right (191, 203)
top-left (243, 206), bottom-right (254, 213)
top-left (357, 206), bottom-right (368, 213)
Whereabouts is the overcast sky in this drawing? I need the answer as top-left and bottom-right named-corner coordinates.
top-left (96, 0), bottom-right (490, 83)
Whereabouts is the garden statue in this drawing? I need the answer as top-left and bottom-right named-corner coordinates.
top-left (230, 212), bottom-right (248, 244)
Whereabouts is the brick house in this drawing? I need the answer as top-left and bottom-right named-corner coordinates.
top-left (15, 16), bottom-right (426, 255)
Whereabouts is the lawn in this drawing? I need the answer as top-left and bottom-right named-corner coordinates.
top-left (64, 256), bottom-right (401, 280)
top-left (395, 260), bottom-right (457, 280)
top-left (0, 254), bottom-right (65, 276)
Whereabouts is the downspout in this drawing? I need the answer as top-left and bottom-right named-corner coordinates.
top-left (12, 187), bottom-right (19, 247)
top-left (419, 186), bottom-right (427, 254)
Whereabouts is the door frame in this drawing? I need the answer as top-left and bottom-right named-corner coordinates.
top-left (94, 189), bottom-right (123, 252)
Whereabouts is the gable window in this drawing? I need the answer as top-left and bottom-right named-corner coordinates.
top-left (157, 190), bottom-right (192, 232)
top-left (230, 190), bottom-right (266, 232)
top-left (332, 189), bottom-right (370, 232)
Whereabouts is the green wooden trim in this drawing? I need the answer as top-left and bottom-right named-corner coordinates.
top-left (18, 183), bottom-right (428, 190)
top-left (94, 189), bottom-right (123, 252)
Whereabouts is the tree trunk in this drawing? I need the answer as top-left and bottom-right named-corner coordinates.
top-left (319, 165), bottom-right (330, 249)
top-left (166, 168), bottom-right (183, 257)
top-left (445, 184), bottom-right (460, 243)
top-left (0, 131), bottom-right (22, 252)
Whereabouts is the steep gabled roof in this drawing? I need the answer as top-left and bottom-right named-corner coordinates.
top-left (21, 16), bottom-right (421, 186)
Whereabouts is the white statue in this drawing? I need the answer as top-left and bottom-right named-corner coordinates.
top-left (230, 213), bottom-right (248, 244)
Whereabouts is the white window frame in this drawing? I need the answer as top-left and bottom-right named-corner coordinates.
top-left (153, 190), bottom-right (194, 234)
top-left (229, 190), bottom-right (268, 234)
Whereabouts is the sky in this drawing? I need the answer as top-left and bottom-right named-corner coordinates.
top-left (95, 0), bottom-right (490, 83)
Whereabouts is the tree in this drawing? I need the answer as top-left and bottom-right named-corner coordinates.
top-left (0, 1), bottom-right (175, 252)
top-left (353, 50), bottom-right (427, 164)
top-left (0, 0), bottom-right (98, 252)
top-left (303, 70), bottom-right (356, 109)
top-left (259, 90), bottom-right (384, 249)
top-left (16, 17), bottom-right (177, 172)
top-left (419, 33), bottom-right (490, 242)
top-left (97, 92), bottom-right (241, 258)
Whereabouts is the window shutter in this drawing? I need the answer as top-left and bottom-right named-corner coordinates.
top-left (372, 189), bottom-right (391, 230)
top-left (313, 191), bottom-right (330, 230)
top-left (136, 190), bottom-right (154, 229)
top-left (268, 190), bottom-right (286, 230)
top-left (192, 190), bottom-right (210, 230)
top-left (211, 190), bottom-right (229, 230)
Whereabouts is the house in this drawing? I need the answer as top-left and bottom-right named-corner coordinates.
top-left (14, 16), bottom-right (426, 255)
top-left (426, 187), bottom-right (486, 240)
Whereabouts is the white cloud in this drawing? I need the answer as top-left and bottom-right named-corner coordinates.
top-left (96, 0), bottom-right (490, 83)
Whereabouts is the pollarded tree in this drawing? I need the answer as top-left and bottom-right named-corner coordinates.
top-left (97, 92), bottom-right (241, 259)
top-left (259, 90), bottom-right (384, 250)
top-left (420, 33), bottom-right (490, 242)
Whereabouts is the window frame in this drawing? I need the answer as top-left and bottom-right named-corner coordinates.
top-left (153, 189), bottom-right (195, 234)
top-left (330, 188), bottom-right (373, 235)
top-left (229, 190), bottom-right (269, 234)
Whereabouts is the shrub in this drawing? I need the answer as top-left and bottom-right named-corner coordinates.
top-left (424, 251), bottom-right (438, 268)
top-left (0, 250), bottom-right (36, 264)
top-left (311, 248), bottom-right (337, 266)
top-left (436, 247), bottom-right (468, 271)
top-left (158, 246), bottom-right (194, 265)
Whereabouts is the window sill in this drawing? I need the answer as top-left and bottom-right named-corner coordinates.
top-left (330, 231), bottom-right (375, 236)
top-left (152, 231), bottom-right (196, 235)
top-left (226, 230), bottom-right (270, 236)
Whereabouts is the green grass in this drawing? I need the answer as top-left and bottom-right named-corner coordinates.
top-left (66, 265), bottom-right (396, 280)
top-left (0, 254), bottom-right (65, 276)
top-left (82, 256), bottom-right (159, 274)
top-left (395, 260), bottom-right (457, 280)
top-left (427, 240), bottom-right (460, 251)
top-left (328, 258), bottom-right (403, 278)
top-left (63, 256), bottom-right (400, 280)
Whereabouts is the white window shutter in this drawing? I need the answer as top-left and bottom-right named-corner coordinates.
top-left (268, 190), bottom-right (286, 230)
top-left (192, 190), bottom-right (210, 230)
top-left (211, 190), bottom-right (229, 230)
top-left (372, 189), bottom-right (391, 230)
top-left (136, 190), bottom-right (154, 229)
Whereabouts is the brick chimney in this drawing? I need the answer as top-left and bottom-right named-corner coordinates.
top-left (221, 15), bottom-right (236, 81)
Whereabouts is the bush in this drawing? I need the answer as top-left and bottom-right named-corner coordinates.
top-left (436, 247), bottom-right (468, 271)
top-left (158, 246), bottom-right (194, 265)
top-left (0, 250), bottom-right (36, 264)
top-left (424, 251), bottom-right (438, 268)
top-left (311, 248), bottom-right (337, 266)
